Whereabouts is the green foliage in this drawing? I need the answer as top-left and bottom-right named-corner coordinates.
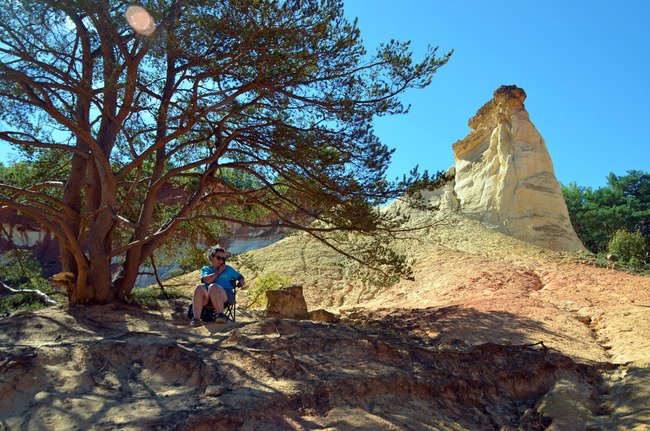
top-left (628, 256), bottom-right (644, 272)
top-left (0, 293), bottom-right (47, 315)
top-left (167, 268), bottom-right (187, 279)
top-left (608, 230), bottom-right (648, 265)
top-left (0, 0), bottom-right (452, 304)
top-left (245, 273), bottom-right (292, 309)
top-left (177, 244), bottom-right (213, 273)
top-left (562, 170), bottom-right (650, 253)
top-left (0, 249), bottom-right (62, 313)
top-left (355, 238), bottom-right (415, 287)
top-left (229, 252), bottom-right (264, 274)
top-left (0, 250), bottom-right (51, 292)
top-left (0, 150), bottom-right (70, 191)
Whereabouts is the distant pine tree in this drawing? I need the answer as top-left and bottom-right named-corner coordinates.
top-left (562, 170), bottom-right (650, 253)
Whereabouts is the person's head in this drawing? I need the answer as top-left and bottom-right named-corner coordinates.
top-left (207, 246), bottom-right (226, 265)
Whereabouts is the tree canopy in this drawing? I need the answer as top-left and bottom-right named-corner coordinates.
top-left (562, 170), bottom-right (650, 253)
top-left (0, 0), bottom-right (452, 304)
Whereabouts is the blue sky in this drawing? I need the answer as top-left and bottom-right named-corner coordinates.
top-left (1, 1), bottom-right (647, 190)
top-left (344, 0), bottom-right (650, 189)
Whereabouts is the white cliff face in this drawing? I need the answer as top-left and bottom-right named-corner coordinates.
top-left (1, 224), bottom-right (49, 247)
top-left (451, 86), bottom-right (584, 252)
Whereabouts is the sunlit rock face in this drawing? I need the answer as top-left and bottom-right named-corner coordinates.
top-left (451, 85), bottom-right (584, 252)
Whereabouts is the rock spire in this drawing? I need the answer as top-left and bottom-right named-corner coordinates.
top-left (450, 85), bottom-right (584, 251)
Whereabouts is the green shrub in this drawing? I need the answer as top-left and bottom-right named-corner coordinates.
top-left (0, 293), bottom-right (49, 315)
top-left (0, 250), bottom-right (59, 314)
top-left (167, 268), bottom-right (186, 279)
top-left (607, 229), bottom-right (648, 264)
top-left (0, 250), bottom-right (51, 291)
top-left (245, 273), bottom-right (291, 309)
top-left (628, 256), bottom-right (644, 272)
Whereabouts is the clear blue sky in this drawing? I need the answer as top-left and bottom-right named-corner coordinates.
top-left (344, 0), bottom-right (650, 189)
top-left (1, 1), bottom-right (647, 190)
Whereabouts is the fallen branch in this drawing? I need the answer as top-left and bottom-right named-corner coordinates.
top-left (0, 281), bottom-right (57, 306)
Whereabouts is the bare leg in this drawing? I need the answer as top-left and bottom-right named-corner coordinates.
top-left (208, 284), bottom-right (228, 314)
top-left (192, 284), bottom-right (209, 319)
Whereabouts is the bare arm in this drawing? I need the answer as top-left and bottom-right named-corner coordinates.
top-left (201, 263), bottom-right (226, 284)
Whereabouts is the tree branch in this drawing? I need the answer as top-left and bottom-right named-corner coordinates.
top-left (0, 282), bottom-right (57, 306)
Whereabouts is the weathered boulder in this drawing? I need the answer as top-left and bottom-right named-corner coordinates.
top-left (308, 308), bottom-right (339, 323)
top-left (265, 284), bottom-right (309, 319)
top-left (451, 85), bottom-right (584, 252)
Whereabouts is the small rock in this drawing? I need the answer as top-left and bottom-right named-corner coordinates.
top-left (226, 328), bottom-right (242, 342)
top-left (205, 385), bottom-right (225, 396)
top-left (309, 309), bottom-right (338, 323)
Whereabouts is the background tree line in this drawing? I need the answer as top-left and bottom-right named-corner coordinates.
top-left (562, 170), bottom-right (650, 267)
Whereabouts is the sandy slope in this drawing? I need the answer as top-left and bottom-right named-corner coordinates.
top-left (1, 214), bottom-right (649, 430)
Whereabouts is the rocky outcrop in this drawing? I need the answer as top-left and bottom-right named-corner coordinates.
top-left (264, 284), bottom-right (339, 322)
top-left (265, 284), bottom-right (309, 319)
top-left (450, 85), bottom-right (584, 251)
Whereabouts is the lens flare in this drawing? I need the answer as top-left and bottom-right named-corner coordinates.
top-left (126, 5), bottom-right (156, 36)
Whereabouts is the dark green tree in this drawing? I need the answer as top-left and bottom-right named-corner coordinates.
top-left (0, 0), bottom-right (451, 304)
top-left (562, 170), bottom-right (650, 253)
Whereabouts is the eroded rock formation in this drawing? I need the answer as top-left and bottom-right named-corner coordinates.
top-left (450, 85), bottom-right (584, 251)
top-left (265, 284), bottom-right (309, 319)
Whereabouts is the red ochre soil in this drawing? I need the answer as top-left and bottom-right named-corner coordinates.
top-left (1, 217), bottom-right (648, 430)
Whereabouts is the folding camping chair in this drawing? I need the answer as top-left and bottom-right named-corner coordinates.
top-left (187, 278), bottom-right (239, 322)
top-left (223, 278), bottom-right (239, 322)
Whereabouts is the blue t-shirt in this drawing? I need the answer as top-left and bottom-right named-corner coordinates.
top-left (201, 265), bottom-right (240, 291)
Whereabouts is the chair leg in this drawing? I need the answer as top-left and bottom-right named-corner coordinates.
top-left (225, 304), bottom-right (236, 322)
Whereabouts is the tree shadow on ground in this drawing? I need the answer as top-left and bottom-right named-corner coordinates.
top-left (608, 362), bottom-right (650, 430)
top-left (358, 305), bottom-right (598, 361)
top-left (0, 303), bottom-right (632, 430)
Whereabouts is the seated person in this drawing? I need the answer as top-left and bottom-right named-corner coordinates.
top-left (189, 246), bottom-right (245, 326)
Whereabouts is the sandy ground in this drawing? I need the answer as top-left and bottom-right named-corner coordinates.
top-left (1, 215), bottom-right (649, 430)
